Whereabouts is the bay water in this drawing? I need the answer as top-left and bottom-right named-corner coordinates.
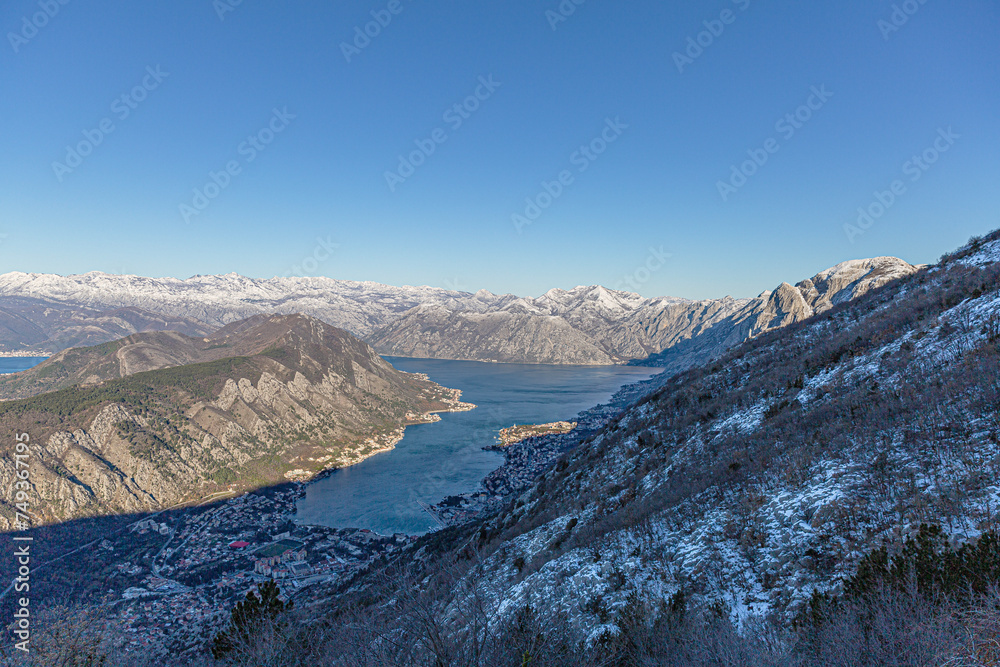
top-left (295, 358), bottom-right (659, 535)
top-left (0, 358), bottom-right (47, 374)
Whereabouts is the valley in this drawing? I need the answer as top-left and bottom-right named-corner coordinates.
top-left (294, 358), bottom-right (658, 535)
top-left (0, 352), bottom-right (662, 659)
top-left (7, 1), bottom-right (996, 662)
top-left (325, 231), bottom-right (1000, 659)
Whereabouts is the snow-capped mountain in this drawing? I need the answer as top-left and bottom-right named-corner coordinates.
top-left (370, 257), bottom-right (919, 366)
top-left (0, 272), bottom-right (505, 338)
top-left (0, 257), bottom-right (918, 367)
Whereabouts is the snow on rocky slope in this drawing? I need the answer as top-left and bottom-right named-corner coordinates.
top-left (406, 233), bottom-right (1000, 641)
top-left (0, 272), bottom-right (501, 339)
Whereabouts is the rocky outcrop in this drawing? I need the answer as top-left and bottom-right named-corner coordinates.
top-left (367, 305), bottom-right (621, 365)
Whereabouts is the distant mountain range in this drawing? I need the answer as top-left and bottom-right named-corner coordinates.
top-left (0, 314), bottom-right (469, 528)
top-left (371, 258), bottom-right (917, 368)
top-left (0, 257), bottom-right (918, 368)
top-left (0, 298), bottom-right (212, 354)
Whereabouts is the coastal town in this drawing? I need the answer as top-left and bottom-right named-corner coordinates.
top-left (494, 420), bottom-right (577, 447)
top-left (1, 386), bottom-right (637, 658)
top-left (75, 483), bottom-right (417, 657)
top-left (284, 383), bottom-right (475, 481)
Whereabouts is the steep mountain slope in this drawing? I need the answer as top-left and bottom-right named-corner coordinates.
top-left (0, 314), bottom-right (471, 529)
top-left (0, 331), bottom-right (225, 400)
top-left (0, 312), bottom-right (415, 400)
top-left (364, 303), bottom-right (625, 365)
top-left (447, 237), bottom-right (1000, 632)
top-left (371, 258), bottom-right (918, 366)
top-left (326, 233), bottom-right (1000, 649)
top-left (639, 257), bottom-right (919, 376)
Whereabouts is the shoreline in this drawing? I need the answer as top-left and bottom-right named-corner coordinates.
top-left (288, 386), bottom-right (477, 486)
top-left (295, 365), bottom-right (661, 533)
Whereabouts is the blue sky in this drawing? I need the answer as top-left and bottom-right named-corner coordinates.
top-left (1, 0), bottom-right (997, 300)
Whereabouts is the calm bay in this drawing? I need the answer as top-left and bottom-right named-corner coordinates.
top-left (295, 358), bottom-right (659, 535)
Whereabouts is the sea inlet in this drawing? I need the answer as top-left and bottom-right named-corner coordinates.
top-left (295, 357), bottom-right (659, 535)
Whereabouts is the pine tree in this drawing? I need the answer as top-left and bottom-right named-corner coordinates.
top-left (211, 580), bottom-right (292, 659)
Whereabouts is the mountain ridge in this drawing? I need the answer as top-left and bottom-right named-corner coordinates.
top-left (373, 257), bottom-right (919, 367)
top-left (0, 257), bottom-right (918, 370)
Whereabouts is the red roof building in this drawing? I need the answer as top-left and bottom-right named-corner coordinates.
top-left (229, 541), bottom-right (250, 549)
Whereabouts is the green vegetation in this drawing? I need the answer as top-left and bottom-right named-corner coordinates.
top-left (211, 580), bottom-right (292, 660)
top-left (32, 363), bottom-right (62, 379)
top-left (0, 356), bottom-right (259, 418)
top-left (803, 524), bottom-right (1000, 619)
top-left (260, 345), bottom-right (291, 363)
top-left (210, 467), bottom-right (239, 486)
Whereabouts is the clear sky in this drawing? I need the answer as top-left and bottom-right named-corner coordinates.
top-left (1, 0), bottom-right (997, 300)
